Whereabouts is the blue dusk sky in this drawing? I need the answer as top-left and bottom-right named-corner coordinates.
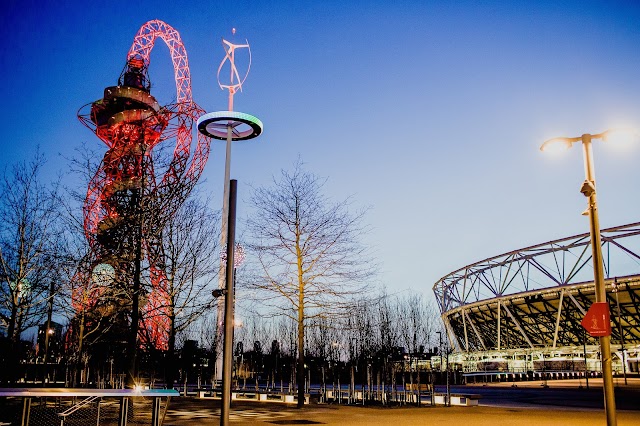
top-left (1, 0), bottom-right (640, 301)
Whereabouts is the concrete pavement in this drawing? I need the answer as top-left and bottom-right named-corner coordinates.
top-left (162, 378), bottom-right (640, 425)
top-left (163, 398), bottom-right (640, 426)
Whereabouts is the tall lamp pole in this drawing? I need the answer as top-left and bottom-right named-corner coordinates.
top-left (198, 32), bottom-right (263, 380)
top-left (220, 180), bottom-right (238, 426)
top-left (540, 129), bottom-right (637, 426)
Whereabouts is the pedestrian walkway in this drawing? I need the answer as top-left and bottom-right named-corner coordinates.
top-left (162, 398), bottom-right (640, 426)
top-left (478, 377), bottom-right (640, 389)
top-left (166, 405), bottom-right (291, 423)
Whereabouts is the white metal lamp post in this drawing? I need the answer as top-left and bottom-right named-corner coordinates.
top-left (540, 129), bottom-right (637, 426)
top-left (198, 33), bottom-right (263, 381)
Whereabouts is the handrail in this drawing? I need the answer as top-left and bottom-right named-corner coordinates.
top-left (0, 388), bottom-right (178, 426)
top-left (0, 388), bottom-right (179, 397)
top-left (58, 395), bottom-right (100, 425)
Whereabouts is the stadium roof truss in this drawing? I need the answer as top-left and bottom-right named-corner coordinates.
top-left (433, 223), bottom-right (640, 353)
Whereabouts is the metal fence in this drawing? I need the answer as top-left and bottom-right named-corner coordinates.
top-left (0, 388), bottom-right (178, 426)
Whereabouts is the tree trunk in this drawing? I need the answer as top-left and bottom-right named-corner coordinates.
top-left (7, 302), bottom-right (18, 344)
top-left (166, 314), bottom-right (176, 389)
top-left (75, 308), bottom-right (86, 387)
top-left (127, 254), bottom-right (141, 388)
top-left (4, 303), bottom-right (19, 383)
top-left (296, 222), bottom-right (305, 408)
top-left (127, 188), bottom-right (142, 389)
top-left (297, 294), bottom-right (305, 408)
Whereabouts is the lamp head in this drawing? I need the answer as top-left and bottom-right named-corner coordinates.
top-left (540, 137), bottom-right (572, 154)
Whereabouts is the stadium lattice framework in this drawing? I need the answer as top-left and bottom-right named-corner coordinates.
top-left (433, 222), bottom-right (640, 375)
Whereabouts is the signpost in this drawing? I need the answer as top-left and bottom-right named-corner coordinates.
top-left (581, 302), bottom-right (611, 337)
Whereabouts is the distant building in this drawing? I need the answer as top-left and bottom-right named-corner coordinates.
top-left (434, 223), bottom-right (640, 376)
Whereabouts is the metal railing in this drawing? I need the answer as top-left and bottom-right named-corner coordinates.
top-left (0, 388), bottom-right (178, 426)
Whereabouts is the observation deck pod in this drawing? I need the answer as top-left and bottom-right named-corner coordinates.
top-left (88, 86), bottom-right (165, 148)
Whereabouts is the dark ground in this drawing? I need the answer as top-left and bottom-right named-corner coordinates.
top-left (1, 379), bottom-right (638, 425)
top-left (161, 379), bottom-right (640, 425)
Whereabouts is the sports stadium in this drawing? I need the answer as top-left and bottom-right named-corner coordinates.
top-left (433, 222), bottom-right (640, 379)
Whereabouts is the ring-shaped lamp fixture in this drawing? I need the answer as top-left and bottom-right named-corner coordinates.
top-left (197, 111), bottom-right (263, 141)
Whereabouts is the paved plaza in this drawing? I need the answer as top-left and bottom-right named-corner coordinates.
top-left (163, 380), bottom-right (640, 426)
top-left (163, 399), bottom-right (640, 426)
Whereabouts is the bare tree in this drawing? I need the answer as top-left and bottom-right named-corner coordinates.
top-left (307, 315), bottom-right (341, 394)
top-left (376, 292), bottom-right (400, 399)
top-left (395, 292), bottom-right (432, 398)
top-left (140, 192), bottom-right (220, 387)
top-left (187, 312), bottom-right (221, 385)
top-left (62, 142), bottom-right (221, 385)
top-left (60, 145), bottom-right (136, 385)
top-left (0, 153), bottom-right (64, 380)
top-left (246, 160), bottom-right (375, 407)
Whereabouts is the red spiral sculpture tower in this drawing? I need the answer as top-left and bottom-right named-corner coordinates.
top-left (77, 20), bottom-right (210, 350)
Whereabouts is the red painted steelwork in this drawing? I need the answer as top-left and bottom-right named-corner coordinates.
top-left (76, 20), bottom-right (210, 350)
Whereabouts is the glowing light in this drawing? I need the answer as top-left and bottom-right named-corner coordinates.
top-left (197, 111), bottom-right (263, 141)
top-left (603, 128), bottom-right (639, 152)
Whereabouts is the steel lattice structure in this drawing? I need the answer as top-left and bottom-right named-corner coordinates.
top-left (76, 20), bottom-right (211, 350)
top-left (433, 223), bottom-right (640, 357)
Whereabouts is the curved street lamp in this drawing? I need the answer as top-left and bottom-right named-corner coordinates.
top-left (540, 128), bottom-right (638, 426)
